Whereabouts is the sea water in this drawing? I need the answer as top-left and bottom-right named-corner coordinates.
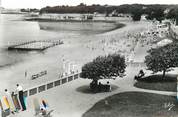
top-left (0, 14), bottom-right (119, 92)
top-left (0, 14), bottom-right (118, 68)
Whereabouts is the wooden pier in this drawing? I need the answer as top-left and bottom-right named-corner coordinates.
top-left (7, 40), bottom-right (63, 51)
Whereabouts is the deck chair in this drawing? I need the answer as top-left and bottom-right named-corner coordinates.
top-left (33, 98), bottom-right (41, 116)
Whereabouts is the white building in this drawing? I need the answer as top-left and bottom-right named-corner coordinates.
top-left (1, 8), bottom-right (21, 14)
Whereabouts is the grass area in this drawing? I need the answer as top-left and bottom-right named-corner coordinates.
top-left (83, 92), bottom-right (178, 117)
top-left (134, 74), bottom-right (177, 92)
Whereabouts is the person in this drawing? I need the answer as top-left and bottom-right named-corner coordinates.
top-left (90, 80), bottom-right (98, 93)
top-left (106, 81), bottom-right (111, 92)
top-left (138, 69), bottom-right (145, 78)
top-left (4, 89), bottom-right (16, 114)
top-left (98, 82), bottom-right (102, 92)
top-left (16, 84), bottom-right (26, 111)
top-left (40, 108), bottom-right (47, 116)
top-left (134, 69), bottom-right (145, 80)
top-left (40, 107), bottom-right (54, 117)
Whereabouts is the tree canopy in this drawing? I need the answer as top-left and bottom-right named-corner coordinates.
top-left (80, 54), bottom-right (126, 81)
top-left (39, 4), bottom-right (178, 22)
top-left (165, 8), bottom-right (178, 25)
top-left (131, 7), bottom-right (143, 21)
top-left (145, 43), bottom-right (178, 78)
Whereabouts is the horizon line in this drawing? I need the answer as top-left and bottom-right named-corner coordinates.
top-left (1, 3), bottom-right (178, 9)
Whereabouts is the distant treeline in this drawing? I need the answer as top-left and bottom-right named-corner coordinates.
top-left (21, 8), bottom-right (39, 12)
top-left (40, 3), bottom-right (178, 22)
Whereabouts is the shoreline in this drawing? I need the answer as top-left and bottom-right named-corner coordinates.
top-left (25, 17), bottom-right (118, 23)
top-left (0, 23), bottom-right (125, 69)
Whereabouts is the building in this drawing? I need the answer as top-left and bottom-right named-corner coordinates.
top-left (1, 8), bottom-right (21, 14)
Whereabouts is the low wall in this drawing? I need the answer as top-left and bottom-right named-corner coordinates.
top-left (23, 73), bottom-right (80, 97)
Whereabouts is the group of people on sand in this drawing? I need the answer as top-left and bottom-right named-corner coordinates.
top-left (1, 84), bottom-right (26, 116)
top-left (90, 81), bottom-right (111, 93)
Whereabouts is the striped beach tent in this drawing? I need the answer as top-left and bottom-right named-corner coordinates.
top-left (42, 99), bottom-right (49, 109)
top-left (24, 96), bottom-right (27, 109)
top-left (5, 92), bottom-right (16, 112)
top-left (0, 99), bottom-right (3, 117)
top-left (1, 96), bottom-right (10, 117)
top-left (33, 98), bottom-right (40, 115)
top-left (12, 94), bottom-right (21, 111)
top-left (2, 96), bottom-right (10, 109)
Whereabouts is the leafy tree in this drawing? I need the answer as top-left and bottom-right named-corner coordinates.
top-left (166, 8), bottom-right (177, 19)
top-left (132, 13), bottom-right (142, 21)
top-left (81, 54), bottom-right (126, 83)
top-left (145, 43), bottom-right (178, 78)
top-left (145, 7), bottom-right (165, 23)
top-left (131, 7), bottom-right (143, 21)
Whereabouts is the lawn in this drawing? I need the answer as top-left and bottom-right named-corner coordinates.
top-left (82, 92), bottom-right (178, 117)
top-left (134, 74), bottom-right (177, 92)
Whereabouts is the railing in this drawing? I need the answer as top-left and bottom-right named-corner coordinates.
top-left (23, 73), bottom-right (80, 97)
top-left (7, 40), bottom-right (64, 51)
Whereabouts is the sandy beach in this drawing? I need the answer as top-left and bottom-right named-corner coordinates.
top-left (0, 20), bottom-right (151, 91)
top-left (0, 20), bottom-right (165, 91)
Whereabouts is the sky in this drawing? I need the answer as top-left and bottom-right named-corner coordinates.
top-left (1, 0), bottom-right (178, 9)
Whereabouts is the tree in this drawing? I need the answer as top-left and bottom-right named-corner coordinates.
top-left (129, 5), bottom-right (144, 21)
top-left (80, 54), bottom-right (126, 83)
top-left (166, 8), bottom-right (177, 20)
top-left (132, 13), bottom-right (142, 21)
top-left (131, 8), bottom-right (143, 21)
top-left (144, 6), bottom-right (166, 23)
top-left (166, 8), bottom-right (178, 24)
top-left (145, 43), bottom-right (178, 78)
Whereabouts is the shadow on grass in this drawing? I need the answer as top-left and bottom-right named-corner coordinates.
top-left (76, 85), bottom-right (118, 94)
top-left (134, 74), bottom-right (177, 92)
top-left (137, 74), bottom-right (177, 83)
top-left (83, 92), bottom-right (178, 117)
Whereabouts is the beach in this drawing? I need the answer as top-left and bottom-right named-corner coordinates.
top-left (0, 17), bottom-right (160, 92)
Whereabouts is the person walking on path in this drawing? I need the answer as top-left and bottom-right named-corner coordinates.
top-left (16, 84), bottom-right (26, 111)
top-left (4, 89), bottom-right (16, 114)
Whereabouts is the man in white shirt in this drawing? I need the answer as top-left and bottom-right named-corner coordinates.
top-left (16, 85), bottom-right (23, 92)
top-left (16, 84), bottom-right (26, 111)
